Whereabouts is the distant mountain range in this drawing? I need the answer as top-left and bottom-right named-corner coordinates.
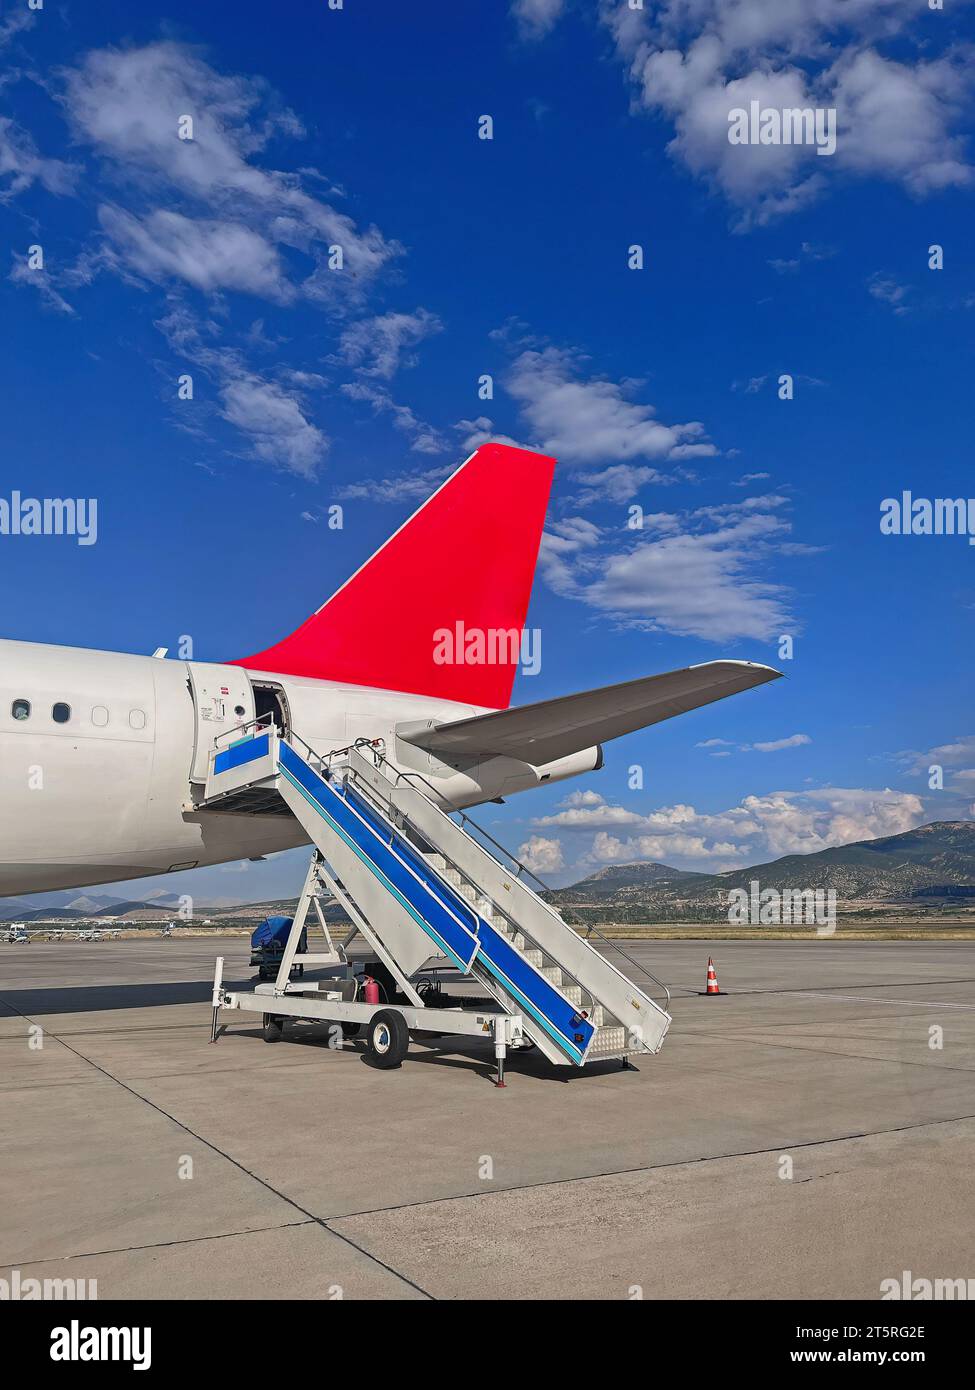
top-left (546, 821), bottom-right (975, 923)
top-left (0, 888), bottom-right (237, 923)
top-left (0, 888), bottom-right (333, 927)
top-left (5, 822), bottom-right (974, 926)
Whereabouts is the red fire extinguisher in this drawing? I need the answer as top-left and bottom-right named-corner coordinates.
top-left (363, 976), bottom-right (380, 1005)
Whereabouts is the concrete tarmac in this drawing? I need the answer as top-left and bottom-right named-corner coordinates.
top-left (1, 938), bottom-right (973, 1300)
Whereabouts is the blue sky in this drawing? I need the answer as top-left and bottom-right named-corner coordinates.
top-left (3, 0), bottom-right (975, 901)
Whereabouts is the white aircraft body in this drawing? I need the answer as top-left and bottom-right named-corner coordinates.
top-left (0, 445), bottom-right (780, 898)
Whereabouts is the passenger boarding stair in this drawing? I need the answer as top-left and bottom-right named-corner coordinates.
top-left (200, 725), bottom-right (671, 1067)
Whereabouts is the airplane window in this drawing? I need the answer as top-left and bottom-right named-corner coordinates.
top-left (129, 709), bottom-right (146, 730)
top-left (12, 699), bottom-right (30, 720)
top-left (52, 702), bottom-right (71, 723)
top-left (91, 706), bottom-right (109, 727)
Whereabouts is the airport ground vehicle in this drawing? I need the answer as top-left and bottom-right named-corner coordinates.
top-left (250, 914), bottom-right (307, 981)
top-left (209, 733), bottom-right (673, 1083)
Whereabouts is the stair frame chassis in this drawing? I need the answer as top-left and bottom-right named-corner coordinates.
top-left (204, 722), bottom-right (670, 1079)
top-left (209, 848), bottom-right (525, 1083)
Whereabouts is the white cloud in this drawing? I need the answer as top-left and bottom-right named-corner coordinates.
top-left (573, 464), bottom-right (669, 503)
top-left (0, 10), bottom-right (34, 56)
top-left (904, 736), bottom-right (975, 789)
top-left (535, 801), bottom-right (646, 828)
top-left (634, 49), bottom-right (829, 227)
top-left (537, 497), bottom-right (801, 641)
top-left (922, 737), bottom-right (975, 768)
top-left (332, 308), bottom-right (445, 453)
top-left (697, 731), bottom-right (813, 754)
top-left (336, 465), bottom-right (453, 504)
top-left (557, 784), bottom-right (926, 871)
top-left (831, 47), bottom-right (973, 195)
top-left (453, 417), bottom-right (525, 452)
top-left (538, 515), bottom-right (602, 598)
top-left (750, 733), bottom-right (812, 752)
top-left (8, 257), bottom-right (76, 315)
top-left (156, 305), bottom-right (328, 477)
top-left (526, 431), bottom-right (801, 642)
top-left (221, 376), bottom-right (328, 479)
top-left (589, 828), bottom-right (744, 866)
top-left (559, 789), bottom-right (606, 807)
top-left (599, 1), bottom-right (974, 226)
top-left (340, 381), bottom-right (446, 454)
top-left (60, 41), bottom-right (398, 295)
top-left (517, 834), bottom-right (565, 874)
top-left (867, 272), bottom-right (910, 314)
top-left (505, 346), bottom-right (717, 465)
top-left (0, 117), bottom-right (79, 202)
top-left (579, 512), bottom-right (795, 641)
top-left (11, 40), bottom-right (450, 476)
top-left (98, 206), bottom-right (291, 298)
top-left (512, 0), bottom-right (566, 41)
top-left (334, 309), bottom-right (443, 379)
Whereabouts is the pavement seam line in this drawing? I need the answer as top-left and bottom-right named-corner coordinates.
top-left (323, 1111), bottom-right (975, 1224)
top-left (2, 1220), bottom-right (315, 1268)
top-left (0, 993), bottom-right (436, 1301)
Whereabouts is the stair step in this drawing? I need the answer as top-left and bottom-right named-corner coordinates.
top-left (523, 949), bottom-right (543, 967)
top-left (588, 1025), bottom-right (628, 1055)
top-left (495, 922), bottom-right (525, 949)
top-left (540, 965), bottom-right (562, 987)
top-left (562, 985), bottom-right (582, 1006)
top-left (423, 852), bottom-right (447, 871)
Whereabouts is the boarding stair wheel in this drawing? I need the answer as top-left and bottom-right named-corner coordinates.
top-left (365, 1009), bottom-right (410, 1069)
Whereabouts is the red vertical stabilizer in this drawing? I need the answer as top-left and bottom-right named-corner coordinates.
top-left (233, 443), bottom-right (556, 708)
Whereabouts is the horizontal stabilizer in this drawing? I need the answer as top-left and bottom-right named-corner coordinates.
top-left (398, 660), bottom-right (782, 766)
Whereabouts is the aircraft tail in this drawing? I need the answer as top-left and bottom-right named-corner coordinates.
top-left (233, 443), bottom-right (556, 708)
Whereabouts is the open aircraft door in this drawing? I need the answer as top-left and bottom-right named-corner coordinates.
top-left (186, 663), bottom-right (256, 783)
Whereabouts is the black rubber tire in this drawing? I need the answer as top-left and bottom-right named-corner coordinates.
top-left (262, 1014), bottom-right (284, 1042)
top-left (365, 1009), bottom-right (410, 1069)
top-left (341, 1022), bottom-right (363, 1039)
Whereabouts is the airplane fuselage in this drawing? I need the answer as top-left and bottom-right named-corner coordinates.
top-left (0, 638), bottom-right (598, 895)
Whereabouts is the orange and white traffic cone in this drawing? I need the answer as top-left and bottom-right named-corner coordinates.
top-left (703, 956), bottom-right (724, 996)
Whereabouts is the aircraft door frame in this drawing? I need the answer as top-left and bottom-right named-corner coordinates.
top-left (186, 663), bottom-right (256, 783)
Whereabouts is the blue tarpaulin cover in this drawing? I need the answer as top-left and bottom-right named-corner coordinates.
top-left (251, 915), bottom-right (298, 951)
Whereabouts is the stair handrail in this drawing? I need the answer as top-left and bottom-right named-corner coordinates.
top-left (286, 736), bottom-right (602, 1038)
top-left (363, 748), bottom-right (671, 1014)
top-left (210, 721), bottom-right (378, 772)
top-left (339, 749), bottom-right (606, 1028)
top-left (210, 722), bottom-right (672, 1019)
top-left (211, 717), bottom-right (278, 751)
